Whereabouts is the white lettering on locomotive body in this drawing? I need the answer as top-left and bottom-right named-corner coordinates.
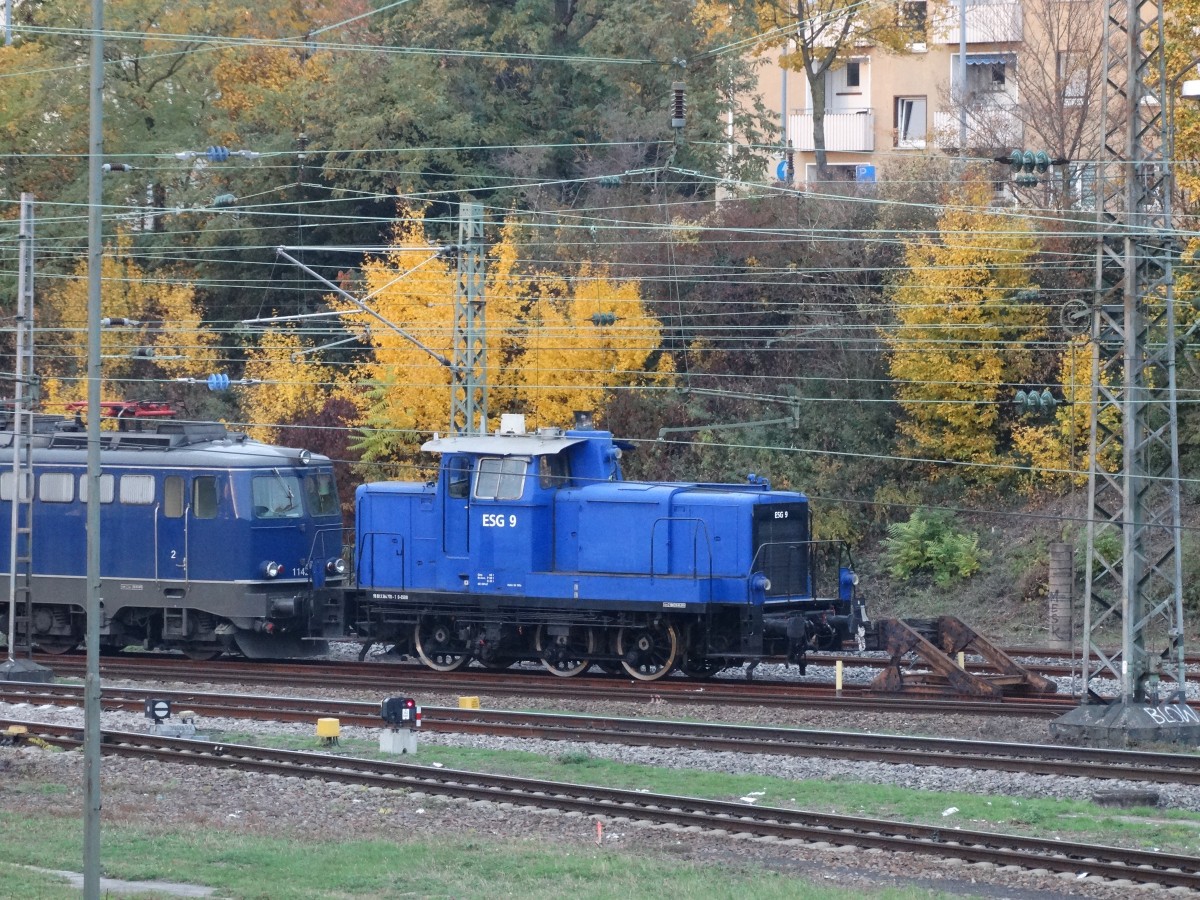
top-left (774, 510), bottom-right (788, 519)
top-left (662, 602), bottom-right (687, 609)
top-left (481, 513), bottom-right (518, 528)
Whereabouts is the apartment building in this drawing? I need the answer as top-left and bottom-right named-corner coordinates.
top-left (755, 0), bottom-right (1100, 186)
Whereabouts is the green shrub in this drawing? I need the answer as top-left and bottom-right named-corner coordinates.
top-left (883, 508), bottom-right (988, 586)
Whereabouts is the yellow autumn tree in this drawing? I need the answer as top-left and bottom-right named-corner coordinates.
top-left (209, 2), bottom-right (335, 139)
top-left (239, 328), bottom-right (356, 443)
top-left (1011, 335), bottom-right (1122, 488)
top-left (348, 208), bottom-right (671, 462)
top-left (513, 263), bottom-right (672, 426)
top-left (40, 233), bottom-right (219, 413)
top-left (885, 179), bottom-right (1045, 477)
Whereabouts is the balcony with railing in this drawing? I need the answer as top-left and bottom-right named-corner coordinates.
top-left (933, 105), bottom-right (1023, 150)
top-left (788, 109), bottom-right (875, 153)
top-left (932, 0), bottom-right (1022, 44)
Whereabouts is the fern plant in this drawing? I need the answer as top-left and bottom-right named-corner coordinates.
top-left (884, 508), bottom-right (987, 585)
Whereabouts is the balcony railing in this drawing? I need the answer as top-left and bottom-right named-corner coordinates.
top-left (788, 110), bottom-right (875, 153)
top-left (932, 1), bottom-right (1022, 43)
top-left (933, 107), bottom-right (1023, 150)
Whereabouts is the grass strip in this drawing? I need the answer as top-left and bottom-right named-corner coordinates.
top-left (0, 812), bottom-right (945, 900)
top-left (217, 729), bottom-right (1200, 853)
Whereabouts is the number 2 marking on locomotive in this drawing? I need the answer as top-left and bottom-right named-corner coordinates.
top-left (481, 514), bottom-right (518, 527)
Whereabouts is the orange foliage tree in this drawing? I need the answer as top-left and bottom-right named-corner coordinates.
top-left (884, 179), bottom-right (1045, 479)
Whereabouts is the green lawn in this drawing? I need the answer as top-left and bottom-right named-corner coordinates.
top-left (0, 814), bottom-right (948, 900)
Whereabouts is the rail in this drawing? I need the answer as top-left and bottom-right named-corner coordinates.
top-left (6, 719), bottom-right (1198, 889)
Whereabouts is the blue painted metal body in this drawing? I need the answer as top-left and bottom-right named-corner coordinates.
top-left (355, 426), bottom-right (831, 615)
top-left (0, 415), bottom-right (344, 656)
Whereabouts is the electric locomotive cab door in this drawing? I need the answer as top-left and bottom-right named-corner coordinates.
top-left (156, 474), bottom-right (189, 587)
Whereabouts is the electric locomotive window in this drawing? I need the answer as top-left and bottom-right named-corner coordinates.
top-left (252, 472), bottom-right (302, 518)
top-left (538, 454), bottom-right (570, 489)
top-left (38, 472), bottom-right (75, 503)
top-left (78, 474), bottom-right (114, 503)
top-left (0, 471), bottom-right (33, 502)
top-left (119, 474), bottom-right (155, 505)
top-left (164, 476), bottom-right (185, 518)
top-left (473, 457), bottom-right (527, 500)
top-left (446, 457), bottom-right (470, 499)
top-left (192, 476), bottom-right (218, 519)
top-left (303, 473), bottom-right (338, 516)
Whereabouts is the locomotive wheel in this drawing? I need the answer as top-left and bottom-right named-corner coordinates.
top-left (534, 624), bottom-right (596, 677)
top-left (678, 655), bottom-right (722, 679)
top-left (34, 639), bottom-right (79, 655)
top-left (182, 647), bottom-right (223, 661)
top-left (413, 618), bottom-right (470, 672)
top-left (616, 621), bottom-right (679, 682)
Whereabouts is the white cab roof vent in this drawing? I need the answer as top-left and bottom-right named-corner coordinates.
top-left (499, 413), bottom-right (526, 435)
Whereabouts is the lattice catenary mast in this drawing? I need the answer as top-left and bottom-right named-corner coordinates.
top-left (1050, 0), bottom-right (1200, 745)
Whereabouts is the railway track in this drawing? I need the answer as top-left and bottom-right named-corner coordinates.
top-left (3, 682), bottom-right (1196, 785)
top-left (31, 653), bottom-right (1077, 717)
top-left (4, 719), bottom-right (1197, 891)
top-left (805, 649), bottom-right (1200, 682)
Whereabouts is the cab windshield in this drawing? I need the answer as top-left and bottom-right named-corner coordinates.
top-left (253, 472), bottom-right (302, 518)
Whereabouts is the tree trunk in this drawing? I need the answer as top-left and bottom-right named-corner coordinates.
top-left (809, 69), bottom-right (829, 181)
top-left (151, 182), bottom-right (167, 233)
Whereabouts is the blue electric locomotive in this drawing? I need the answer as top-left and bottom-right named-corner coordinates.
top-left (0, 403), bottom-right (345, 659)
top-left (345, 414), bottom-right (866, 680)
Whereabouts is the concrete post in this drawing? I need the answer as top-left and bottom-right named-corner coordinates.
top-left (1048, 542), bottom-right (1074, 648)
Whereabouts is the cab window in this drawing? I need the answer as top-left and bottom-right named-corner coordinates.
top-left (304, 472), bottom-right (339, 516)
top-left (446, 457), bottom-right (471, 499)
top-left (474, 457), bottom-right (527, 500)
top-left (538, 454), bottom-right (570, 489)
top-left (253, 472), bottom-right (302, 518)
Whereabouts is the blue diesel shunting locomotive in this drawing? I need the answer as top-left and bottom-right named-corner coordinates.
top-left (0, 403), bottom-right (345, 659)
top-left (346, 414), bottom-right (866, 680)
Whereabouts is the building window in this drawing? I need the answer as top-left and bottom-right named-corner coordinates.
top-left (899, 0), bottom-right (927, 42)
top-left (832, 59), bottom-right (867, 96)
top-left (895, 96), bottom-right (927, 148)
top-left (1067, 164), bottom-right (1097, 210)
top-left (953, 54), bottom-right (1016, 97)
top-left (1058, 51), bottom-right (1087, 105)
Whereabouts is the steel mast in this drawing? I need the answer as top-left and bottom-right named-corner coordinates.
top-left (1051, 0), bottom-right (1199, 745)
